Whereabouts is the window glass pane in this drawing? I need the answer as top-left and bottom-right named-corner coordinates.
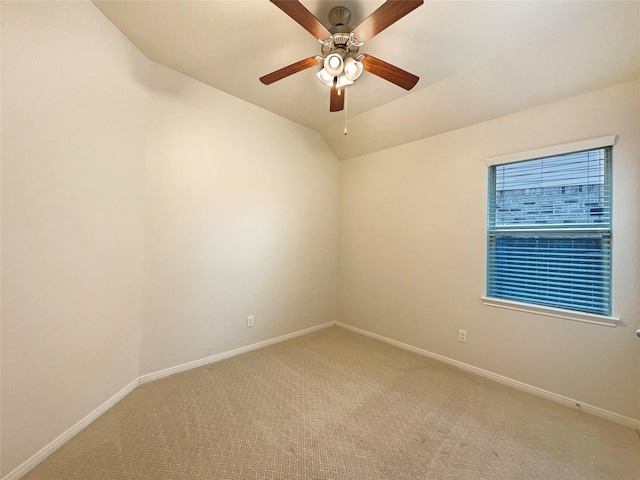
top-left (487, 147), bottom-right (612, 316)
top-left (488, 232), bottom-right (610, 314)
top-left (491, 149), bottom-right (609, 227)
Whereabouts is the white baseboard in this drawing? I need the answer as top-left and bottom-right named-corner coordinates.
top-left (7, 319), bottom-right (634, 480)
top-left (2, 321), bottom-right (336, 480)
top-left (139, 321), bottom-right (336, 385)
top-left (3, 378), bottom-right (140, 480)
top-left (336, 322), bottom-right (640, 431)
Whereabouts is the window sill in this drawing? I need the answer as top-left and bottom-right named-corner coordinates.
top-left (480, 296), bottom-right (620, 327)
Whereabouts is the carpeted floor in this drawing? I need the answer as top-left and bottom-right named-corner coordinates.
top-left (23, 326), bottom-right (640, 479)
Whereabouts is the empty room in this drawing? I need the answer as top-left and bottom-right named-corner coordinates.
top-left (1, 1), bottom-right (639, 479)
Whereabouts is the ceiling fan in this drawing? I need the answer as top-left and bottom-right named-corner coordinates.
top-left (260, 0), bottom-right (423, 113)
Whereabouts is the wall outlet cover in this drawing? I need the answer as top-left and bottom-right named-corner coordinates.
top-left (458, 329), bottom-right (467, 342)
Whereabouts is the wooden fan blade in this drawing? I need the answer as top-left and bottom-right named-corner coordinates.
top-left (361, 54), bottom-right (419, 90)
top-left (270, 0), bottom-right (331, 40)
top-left (330, 79), bottom-right (344, 112)
top-left (260, 57), bottom-right (320, 85)
top-left (352, 0), bottom-right (423, 43)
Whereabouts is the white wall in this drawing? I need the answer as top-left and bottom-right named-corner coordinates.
top-left (141, 62), bottom-right (339, 375)
top-left (1, 1), bottom-right (148, 475)
top-left (338, 80), bottom-right (640, 421)
top-left (1, 1), bottom-right (339, 476)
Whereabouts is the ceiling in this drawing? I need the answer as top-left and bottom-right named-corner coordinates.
top-left (93, 0), bottom-right (640, 160)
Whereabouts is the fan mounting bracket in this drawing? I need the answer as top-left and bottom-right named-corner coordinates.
top-left (319, 7), bottom-right (363, 58)
top-left (328, 6), bottom-right (351, 27)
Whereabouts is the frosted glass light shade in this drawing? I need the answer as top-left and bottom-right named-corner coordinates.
top-left (324, 53), bottom-right (344, 76)
top-left (317, 68), bottom-right (334, 87)
top-left (343, 57), bottom-right (363, 81)
top-left (336, 74), bottom-right (354, 89)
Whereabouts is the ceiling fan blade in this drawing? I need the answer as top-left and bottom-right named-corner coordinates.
top-left (361, 54), bottom-right (419, 90)
top-left (270, 0), bottom-right (331, 40)
top-left (330, 79), bottom-right (345, 112)
top-left (260, 57), bottom-right (320, 85)
top-left (352, 0), bottom-right (423, 43)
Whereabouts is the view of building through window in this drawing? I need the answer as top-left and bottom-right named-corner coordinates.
top-left (494, 149), bottom-right (607, 226)
top-left (487, 147), bottom-right (611, 316)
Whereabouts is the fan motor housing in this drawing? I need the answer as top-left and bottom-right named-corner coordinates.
top-left (321, 7), bottom-right (359, 57)
top-left (328, 6), bottom-right (351, 27)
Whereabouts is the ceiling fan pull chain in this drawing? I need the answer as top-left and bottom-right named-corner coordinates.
top-left (344, 87), bottom-right (348, 136)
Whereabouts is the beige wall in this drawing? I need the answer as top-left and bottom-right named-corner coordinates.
top-left (141, 62), bottom-right (339, 375)
top-left (338, 80), bottom-right (640, 421)
top-left (1, 1), bottom-right (339, 476)
top-left (1, 1), bottom-right (148, 474)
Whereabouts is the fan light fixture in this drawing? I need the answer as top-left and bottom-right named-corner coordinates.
top-left (324, 53), bottom-right (344, 77)
top-left (343, 57), bottom-right (363, 81)
top-left (316, 68), bottom-right (334, 87)
top-left (336, 74), bottom-right (354, 89)
top-left (324, 53), bottom-right (344, 76)
top-left (317, 55), bottom-right (363, 88)
top-left (260, 2), bottom-right (422, 117)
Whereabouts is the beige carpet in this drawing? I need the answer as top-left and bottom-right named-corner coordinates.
top-left (23, 326), bottom-right (640, 479)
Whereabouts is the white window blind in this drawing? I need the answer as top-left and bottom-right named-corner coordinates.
top-left (487, 146), bottom-right (612, 316)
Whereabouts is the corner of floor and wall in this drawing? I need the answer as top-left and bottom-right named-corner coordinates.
top-left (1, 1), bottom-right (639, 479)
top-left (336, 76), bottom-right (640, 430)
top-left (1, 2), bottom-right (340, 477)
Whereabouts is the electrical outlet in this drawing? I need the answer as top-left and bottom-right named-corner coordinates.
top-left (458, 329), bottom-right (467, 342)
top-left (247, 315), bottom-right (254, 328)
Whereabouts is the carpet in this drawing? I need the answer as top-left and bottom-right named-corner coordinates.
top-left (22, 326), bottom-right (640, 479)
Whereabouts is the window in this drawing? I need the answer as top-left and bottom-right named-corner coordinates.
top-left (486, 141), bottom-right (613, 317)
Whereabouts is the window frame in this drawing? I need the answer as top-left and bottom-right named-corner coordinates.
top-left (482, 136), bottom-right (619, 327)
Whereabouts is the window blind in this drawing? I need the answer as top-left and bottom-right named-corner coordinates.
top-left (487, 147), bottom-right (612, 315)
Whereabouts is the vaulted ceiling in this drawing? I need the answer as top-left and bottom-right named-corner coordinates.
top-left (94, 0), bottom-right (639, 160)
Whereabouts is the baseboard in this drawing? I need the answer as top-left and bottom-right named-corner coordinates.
top-left (8, 319), bottom-right (632, 480)
top-left (2, 378), bottom-right (140, 480)
top-left (3, 321), bottom-right (336, 480)
top-left (139, 321), bottom-right (336, 385)
top-left (336, 322), bottom-right (640, 431)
